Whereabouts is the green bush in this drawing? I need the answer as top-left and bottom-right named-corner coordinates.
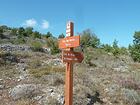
top-left (11, 28), bottom-right (18, 35)
top-left (102, 40), bottom-right (128, 56)
top-left (0, 27), bottom-right (4, 38)
top-left (11, 37), bottom-right (26, 44)
top-left (80, 29), bottom-right (100, 48)
top-left (25, 27), bottom-right (33, 36)
top-left (111, 39), bottom-right (120, 56)
top-left (30, 41), bottom-right (43, 52)
top-left (45, 32), bottom-right (53, 38)
top-left (129, 31), bottom-right (140, 62)
top-left (129, 45), bottom-right (140, 62)
top-left (0, 27), bottom-right (3, 34)
top-left (31, 31), bottom-right (41, 39)
top-left (83, 48), bottom-right (95, 66)
top-left (46, 37), bottom-right (60, 54)
top-left (119, 47), bottom-right (128, 55)
top-left (101, 44), bottom-right (113, 52)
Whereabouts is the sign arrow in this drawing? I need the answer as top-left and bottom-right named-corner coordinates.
top-left (63, 51), bottom-right (84, 63)
top-left (59, 36), bottom-right (80, 49)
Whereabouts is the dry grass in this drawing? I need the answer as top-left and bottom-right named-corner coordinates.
top-left (46, 96), bottom-right (59, 105)
top-left (0, 66), bottom-right (19, 78)
top-left (29, 65), bottom-right (65, 78)
top-left (130, 63), bottom-right (140, 70)
top-left (117, 73), bottom-right (140, 91)
top-left (15, 99), bottom-right (37, 105)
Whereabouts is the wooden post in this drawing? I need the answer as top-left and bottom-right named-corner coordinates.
top-left (65, 22), bottom-right (74, 105)
top-left (59, 21), bottom-right (83, 105)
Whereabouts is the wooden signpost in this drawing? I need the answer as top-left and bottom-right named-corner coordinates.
top-left (59, 21), bottom-right (84, 105)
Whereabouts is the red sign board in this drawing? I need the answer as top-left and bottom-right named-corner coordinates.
top-left (59, 36), bottom-right (80, 49)
top-left (63, 51), bottom-right (84, 63)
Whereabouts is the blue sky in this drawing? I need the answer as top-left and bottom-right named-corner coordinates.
top-left (0, 0), bottom-right (140, 47)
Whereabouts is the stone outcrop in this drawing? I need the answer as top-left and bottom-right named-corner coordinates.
top-left (0, 44), bottom-right (31, 52)
top-left (9, 84), bottom-right (41, 100)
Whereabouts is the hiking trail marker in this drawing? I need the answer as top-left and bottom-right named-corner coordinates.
top-left (59, 36), bottom-right (80, 49)
top-left (63, 50), bottom-right (84, 63)
top-left (59, 21), bottom-right (84, 105)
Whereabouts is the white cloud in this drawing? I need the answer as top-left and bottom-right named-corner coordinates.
top-left (41, 20), bottom-right (49, 29)
top-left (24, 19), bottom-right (37, 27)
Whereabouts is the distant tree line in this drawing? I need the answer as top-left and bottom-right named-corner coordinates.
top-left (0, 25), bottom-right (140, 62)
top-left (0, 25), bottom-right (61, 54)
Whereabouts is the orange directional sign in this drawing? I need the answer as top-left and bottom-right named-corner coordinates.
top-left (59, 36), bottom-right (80, 49)
top-left (63, 51), bottom-right (84, 63)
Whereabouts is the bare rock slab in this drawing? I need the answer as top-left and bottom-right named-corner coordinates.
top-left (9, 84), bottom-right (41, 100)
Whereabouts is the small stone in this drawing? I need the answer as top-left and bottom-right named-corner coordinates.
top-left (34, 95), bottom-right (43, 101)
top-left (17, 79), bottom-right (21, 82)
top-left (0, 85), bottom-right (5, 89)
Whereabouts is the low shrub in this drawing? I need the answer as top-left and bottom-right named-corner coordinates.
top-left (30, 41), bottom-right (43, 52)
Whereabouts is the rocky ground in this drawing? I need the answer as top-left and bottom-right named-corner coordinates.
top-left (0, 45), bottom-right (140, 105)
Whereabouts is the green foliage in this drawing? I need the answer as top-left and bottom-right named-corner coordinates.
top-left (11, 27), bottom-right (33, 37)
top-left (83, 47), bottom-right (94, 66)
top-left (18, 27), bottom-right (25, 34)
top-left (30, 41), bottom-right (43, 52)
top-left (102, 40), bottom-right (128, 56)
top-left (25, 27), bottom-right (33, 36)
top-left (129, 31), bottom-right (140, 62)
top-left (112, 39), bottom-right (120, 56)
top-left (0, 24), bottom-right (131, 57)
top-left (119, 47), bottom-right (128, 55)
top-left (45, 32), bottom-right (52, 38)
top-left (89, 35), bottom-right (100, 48)
top-left (10, 28), bottom-right (27, 44)
top-left (11, 37), bottom-right (26, 44)
top-left (51, 44), bottom-right (60, 54)
top-left (0, 25), bottom-right (10, 32)
top-left (129, 45), bottom-right (140, 62)
top-left (58, 33), bottom-right (65, 39)
top-left (46, 37), bottom-right (54, 47)
top-left (31, 31), bottom-right (41, 39)
top-left (80, 29), bottom-right (100, 48)
top-left (112, 40), bottom-right (128, 56)
top-left (80, 29), bottom-right (91, 47)
top-left (17, 27), bottom-right (28, 37)
top-left (112, 39), bottom-right (118, 48)
top-left (11, 28), bottom-right (18, 35)
top-left (101, 44), bottom-right (113, 52)
top-left (133, 31), bottom-right (140, 44)
top-left (46, 37), bottom-right (60, 54)
top-left (0, 27), bottom-right (3, 38)
top-left (0, 27), bottom-right (3, 34)
top-left (84, 53), bottom-right (92, 66)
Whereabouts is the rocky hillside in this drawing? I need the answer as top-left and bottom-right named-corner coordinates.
top-left (0, 26), bottom-right (140, 105)
top-left (0, 45), bottom-right (140, 105)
